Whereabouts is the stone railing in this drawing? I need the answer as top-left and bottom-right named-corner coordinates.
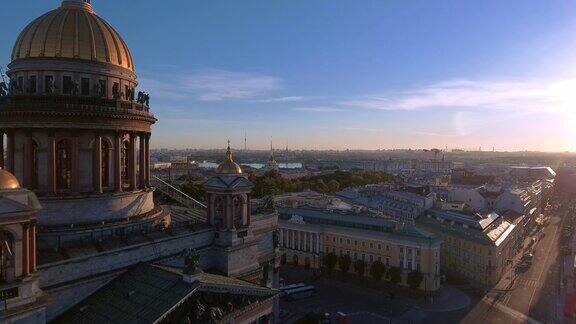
top-left (151, 175), bottom-right (207, 210)
top-left (0, 95), bottom-right (153, 118)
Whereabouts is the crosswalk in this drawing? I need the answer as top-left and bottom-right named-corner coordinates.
top-left (515, 278), bottom-right (542, 289)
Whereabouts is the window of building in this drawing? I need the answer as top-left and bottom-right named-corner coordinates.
top-left (214, 197), bottom-right (224, 228)
top-left (385, 257), bottom-right (390, 267)
top-left (369, 255), bottom-right (373, 262)
top-left (378, 256), bottom-right (382, 262)
top-left (81, 78), bottom-right (90, 96)
top-left (386, 245), bottom-right (390, 251)
top-left (347, 239), bottom-right (350, 244)
top-left (362, 254), bottom-right (365, 261)
top-left (121, 140), bottom-right (130, 187)
top-left (101, 140), bottom-right (110, 187)
top-left (416, 249), bottom-right (421, 256)
top-left (31, 140), bottom-right (38, 190)
top-left (354, 252), bottom-right (358, 260)
top-left (17, 76), bottom-right (23, 93)
top-left (362, 242), bottom-right (366, 247)
top-left (333, 237), bottom-right (336, 243)
top-left (0, 231), bottom-right (16, 283)
top-left (378, 244), bottom-right (382, 250)
top-left (45, 75), bottom-right (54, 94)
top-left (28, 76), bottom-right (37, 94)
top-left (98, 80), bottom-right (107, 97)
top-left (354, 240), bottom-right (358, 246)
top-left (56, 139), bottom-right (72, 190)
top-left (370, 243), bottom-right (373, 249)
top-left (63, 76), bottom-right (73, 94)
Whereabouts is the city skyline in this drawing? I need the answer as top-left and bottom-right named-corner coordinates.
top-left (2, 0), bottom-right (576, 151)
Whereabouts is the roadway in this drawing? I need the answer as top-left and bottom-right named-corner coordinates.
top-left (463, 201), bottom-right (567, 323)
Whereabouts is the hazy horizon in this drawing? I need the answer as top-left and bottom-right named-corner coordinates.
top-left (2, 0), bottom-right (575, 151)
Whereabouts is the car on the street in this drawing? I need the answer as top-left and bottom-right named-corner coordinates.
top-left (522, 252), bottom-right (534, 262)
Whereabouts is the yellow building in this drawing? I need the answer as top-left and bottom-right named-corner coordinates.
top-left (417, 208), bottom-right (521, 287)
top-left (278, 207), bottom-right (442, 292)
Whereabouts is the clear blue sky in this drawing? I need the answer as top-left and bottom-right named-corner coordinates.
top-left (2, 0), bottom-right (576, 151)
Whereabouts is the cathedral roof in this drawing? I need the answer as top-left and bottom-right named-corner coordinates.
top-left (57, 264), bottom-right (277, 323)
top-left (0, 169), bottom-right (20, 190)
top-left (11, 0), bottom-right (135, 72)
top-left (216, 142), bottom-right (243, 175)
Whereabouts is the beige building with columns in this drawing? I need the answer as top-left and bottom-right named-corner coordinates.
top-left (278, 206), bottom-right (442, 291)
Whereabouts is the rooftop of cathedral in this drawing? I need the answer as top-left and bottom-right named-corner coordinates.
top-left (56, 263), bottom-right (278, 323)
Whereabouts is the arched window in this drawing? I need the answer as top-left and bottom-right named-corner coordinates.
top-left (31, 140), bottom-right (38, 190)
top-left (101, 140), bottom-right (110, 187)
top-left (233, 196), bottom-right (245, 229)
top-left (56, 139), bottom-right (72, 190)
top-left (214, 197), bottom-right (225, 229)
top-left (0, 231), bottom-right (15, 284)
top-left (121, 140), bottom-right (129, 187)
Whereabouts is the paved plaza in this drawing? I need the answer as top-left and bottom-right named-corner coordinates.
top-left (280, 266), bottom-right (473, 323)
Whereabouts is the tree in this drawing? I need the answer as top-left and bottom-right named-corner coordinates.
top-left (322, 253), bottom-right (338, 275)
top-left (387, 266), bottom-right (402, 286)
top-left (407, 270), bottom-right (424, 291)
top-left (338, 254), bottom-right (352, 277)
top-left (327, 180), bottom-right (340, 193)
top-left (369, 261), bottom-right (386, 282)
top-left (353, 259), bottom-right (366, 278)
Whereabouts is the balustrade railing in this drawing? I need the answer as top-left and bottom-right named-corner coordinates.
top-left (151, 175), bottom-right (207, 210)
top-left (0, 95), bottom-right (153, 117)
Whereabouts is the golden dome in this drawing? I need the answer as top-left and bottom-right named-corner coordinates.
top-left (11, 0), bottom-right (135, 72)
top-left (0, 169), bottom-right (21, 190)
top-left (216, 142), bottom-right (243, 175)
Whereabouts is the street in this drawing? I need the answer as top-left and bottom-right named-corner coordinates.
top-left (463, 199), bottom-right (568, 323)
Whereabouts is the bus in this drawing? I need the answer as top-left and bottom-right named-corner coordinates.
top-left (280, 283), bottom-right (306, 293)
top-left (284, 285), bottom-right (316, 301)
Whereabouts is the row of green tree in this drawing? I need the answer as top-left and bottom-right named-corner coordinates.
top-left (178, 170), bottom-right (395, 201)
top-left (321, 253), bottom-right (423, 290)
top-left (250, 170), bottom-right (395, 198)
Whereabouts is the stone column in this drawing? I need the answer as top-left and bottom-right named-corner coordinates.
top-left (47, 132), bottom-right (57, 195)
top-left (291, 230), bottom-right (295, 249)
top-left (279, 229), bottom-right (284, 248)
top-left (6, 130), bottom-right (14, 173)
top-left (129, 133), bottom-right (137, 190)
top-left (93, 134), bottom-right (103, 193)
top-left (246, 193), bottom-right (252, 226)
top-left (316, 233), bottom-right (320, 254)
top-left (23, 131), bottom-right (33, 188)
top-left (0, 130), bottom-right (4, 169)
top-left (22, 223), bottom-right (30, 277)
top-left (30, 222), bottom-right (37, 272)
top-left (145, 133), bottom-right (151, 187)
top-left (139, 133), bottom-right (146, 189)
top-left (71, 133), bottom-right (80, 192)
top-left (297, 231), bottom-right (301, 251)
top-left (114, 132), bottom-right (123, 192)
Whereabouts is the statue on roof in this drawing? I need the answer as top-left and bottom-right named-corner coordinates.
top-left (0, 81), bottom-right (7, 97)
top-left (183, 248), bottom-right (200, 275)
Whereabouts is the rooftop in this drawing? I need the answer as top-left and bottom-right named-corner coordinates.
top-left (57, 264), bottom-right (277, 323)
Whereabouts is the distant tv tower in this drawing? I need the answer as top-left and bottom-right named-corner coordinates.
top-left (244, 131), bottom-right (247, 151)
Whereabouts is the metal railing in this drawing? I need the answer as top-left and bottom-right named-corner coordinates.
top-left (151, 175), bottom-right (207, 210)
top-left (0, 95), bottom-right (154, 118)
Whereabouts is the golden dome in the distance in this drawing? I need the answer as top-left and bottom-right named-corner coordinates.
top-left (0, 169), bottom-right (21, 190)
top-left (216, 142), bottom-right (243, 175)
top-left (11, 0), bottom-right (135, 72)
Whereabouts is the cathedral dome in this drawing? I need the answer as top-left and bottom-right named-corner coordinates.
top-left (216, 143), bottom-right (243, 175)
top-left (11, 0), bottom-right (134, 72)
top-left (0, 169), bottom-right (21, 190)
